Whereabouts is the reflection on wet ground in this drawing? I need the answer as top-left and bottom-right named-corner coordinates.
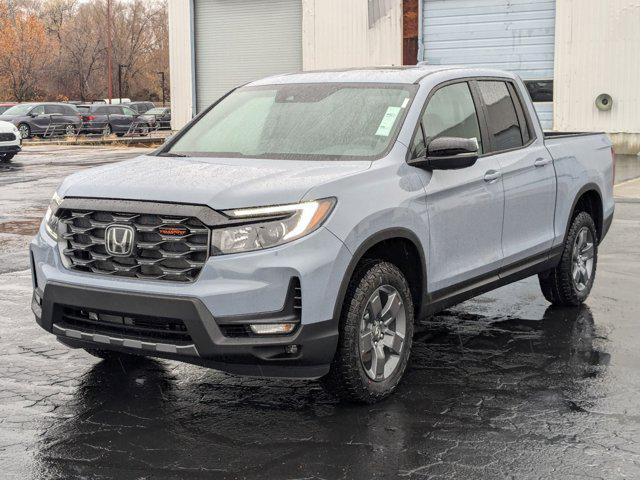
top-left (615, 154), bottom-right (640, 183)
top-left (27, 305), bottom-right (619, 479)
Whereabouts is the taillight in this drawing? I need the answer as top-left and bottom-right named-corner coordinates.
top-left (611, 147), bottom-right (616, 187)
top-left (83, 115), bottom-right (95, 121)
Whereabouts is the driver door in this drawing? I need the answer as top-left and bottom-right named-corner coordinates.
top-left (412, 81), bottom-right (505, 294)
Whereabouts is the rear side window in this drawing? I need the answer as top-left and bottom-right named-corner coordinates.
top-left (63, 106), bottom-right (77, 115)
top-left (108, 106), bottom-right (122, 115)
top-left (421, 82), bottom-right (483, 154)
top-left (477, 81), bottom-right (523, 152)
top-left (45, 105), bottom-right (64, 114)
top-left (94, 106), bottom-right (109, 115)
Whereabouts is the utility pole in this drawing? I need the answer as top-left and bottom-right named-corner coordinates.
top-left (106, 0), bottom-right (113, 104)
top-left (157, 72), bottom-right (166, 106)
top-left (118, 64), bottom-right (128, 103)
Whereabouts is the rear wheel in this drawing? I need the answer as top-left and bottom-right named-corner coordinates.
top-left (322, 260), bottom-right (414, 403)
top-left (539, 211), bottom-right (598, 306)
top-left (102, 124), bottom-right (112, 136)
top-left (0, 153), bottom-right (16, 163)
top-left (64, 124), bottom-right (76, 136)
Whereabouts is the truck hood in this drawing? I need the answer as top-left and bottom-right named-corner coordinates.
top-left (59, 154), bottom-right (371, 209)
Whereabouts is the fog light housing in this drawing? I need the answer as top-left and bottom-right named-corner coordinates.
top-left (250, 323), bottom-right (296, 335)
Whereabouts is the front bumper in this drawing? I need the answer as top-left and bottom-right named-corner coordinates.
top-left (30, 222), bottom-right (352, 378)
top-left (31, 282), bottom-right (337, 378)
top-left (0, 144), bottom-right (21, 154)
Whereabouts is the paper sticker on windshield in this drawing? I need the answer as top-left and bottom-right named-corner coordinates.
top-left (375, 106), bottom-right (401, 137)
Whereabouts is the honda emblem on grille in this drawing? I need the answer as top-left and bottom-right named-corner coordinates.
top-left (105, 225), bottom-right (135, 256)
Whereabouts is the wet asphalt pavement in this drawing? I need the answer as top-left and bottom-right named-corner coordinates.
top-left (1, 147), bottom-right (640, 479)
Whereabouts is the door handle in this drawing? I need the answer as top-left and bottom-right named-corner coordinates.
top-left (534, 158), bottom-right (551, 167)
top-left (484, 170), bottom-right (501, 182)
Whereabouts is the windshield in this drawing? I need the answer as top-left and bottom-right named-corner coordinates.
top-left (146, 108), bottom-right (166, 115)
top-left (167, 83), bottom-right (416, 160)
top-left (2, 104), bottom-right (34, 116)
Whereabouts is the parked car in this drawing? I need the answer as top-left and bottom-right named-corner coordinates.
top-left (125, 101), bottom-right (156, 114)
top-left (79, 104), bottom-right (151, 136)
top-left (0, 103), bottom-right (81, 139)
top-left (31, 66), bottom-right (615, 403)
top-left (0, 103), bottom-right (17, 115)
top-left (138, 107), bottom-right (171, 130)
top-left (0, 120), bottom-right (21, 162)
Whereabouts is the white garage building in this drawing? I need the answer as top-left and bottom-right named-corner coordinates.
top-left (169, 0), bottom-right (640, 153)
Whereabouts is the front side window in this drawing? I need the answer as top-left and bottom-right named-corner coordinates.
top-left (477, 81), bottom-right (523, 152)
top-left (31, 105), bottom-right (45, 116)
top-left (122, 107), bottom-right (136, 116)
top-left (420, 82), bottom-right (483, 154)
top-left (167, 83), bottom-right (416, 160)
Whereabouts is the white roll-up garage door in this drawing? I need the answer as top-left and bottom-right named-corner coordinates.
top-left (423, 0), bottom-right (556, 129)
top-left (193, 0), bottom-right (302, 113)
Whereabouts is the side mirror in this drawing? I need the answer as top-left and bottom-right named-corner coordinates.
top-left (410, 137), bottom-right (479, 170)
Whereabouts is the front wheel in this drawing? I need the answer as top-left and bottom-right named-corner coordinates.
top-left (322, 260), bottom-right (414, 403)
top-left (539, 211), bottom-right (598, 306)
top-left (0, 153), bottom-right (15, 163)
top-left (18, 123), bottom-right (30, 139)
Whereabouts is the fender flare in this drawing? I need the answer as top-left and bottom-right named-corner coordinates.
top-left (331, 228), bottom-right (428, 324)
top-left (563, 182), bottom-right (604, 244)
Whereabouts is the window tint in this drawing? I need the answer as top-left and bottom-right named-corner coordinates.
top-left (63, 105), bottom-right (77, 115)
top-left (524, 80), bottom-right (553, 102)
top-left (477, 81), bottom-right (523, 152)
top-left (45, 105), bottom-right (63, 114)
top-left (94, 106), bottom-right (109, 115)
top-left (108, 106), bottom-right (122, 115)
top-left (422, 82), bottom-right (483, 154)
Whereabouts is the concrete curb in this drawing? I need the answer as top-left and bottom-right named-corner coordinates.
top-left (23, 135), bottom-right (168, 148)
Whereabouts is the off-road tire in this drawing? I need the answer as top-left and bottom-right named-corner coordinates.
top-left (321, 260), bottom-right (414, 403)
top-left (539, 211), bottom-right (598, 306)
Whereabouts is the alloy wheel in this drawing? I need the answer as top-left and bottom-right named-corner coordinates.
top-left (572, 226), bottom-right (595, 291)
top-left (359, 285), bottom-right (407, 381)
top-left (18, 124), bottom-right (29, 139)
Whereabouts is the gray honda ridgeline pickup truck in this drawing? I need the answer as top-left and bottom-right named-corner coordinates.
top-left (31, 66), bottom-right (615, 402)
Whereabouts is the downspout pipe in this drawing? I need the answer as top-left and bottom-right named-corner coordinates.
top-left (417, 0), bottom-right (425, 62)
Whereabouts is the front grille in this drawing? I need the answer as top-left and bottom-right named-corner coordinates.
top-left (56, 305), bottom-right (193, 345)
top-left (59, 209), bottom-right (210, 282)
top-left (0, 132), bottom-right (16, 141)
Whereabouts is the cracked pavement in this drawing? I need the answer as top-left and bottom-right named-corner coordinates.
top-left (1, 147), bottom-right (640, 479)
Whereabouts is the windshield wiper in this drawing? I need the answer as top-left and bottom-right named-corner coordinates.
top-left (157, 152), bottom-right (186, 157)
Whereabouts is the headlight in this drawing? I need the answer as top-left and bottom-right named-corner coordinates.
top-left (211, 198), bottom-right (336, 255)
top-left (43, 192), bottom-right (62, 240)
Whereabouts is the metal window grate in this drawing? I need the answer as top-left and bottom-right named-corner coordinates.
top-left (59, 209), bottom-right (210, 282)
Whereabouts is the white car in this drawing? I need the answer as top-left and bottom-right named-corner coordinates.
top-left (0, 120), bottom-right (21, 162)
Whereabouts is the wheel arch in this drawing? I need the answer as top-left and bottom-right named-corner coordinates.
top-left (566, 183), bottom-right (604, 242)
top-left (332, 228), bottom-right (428, 324)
